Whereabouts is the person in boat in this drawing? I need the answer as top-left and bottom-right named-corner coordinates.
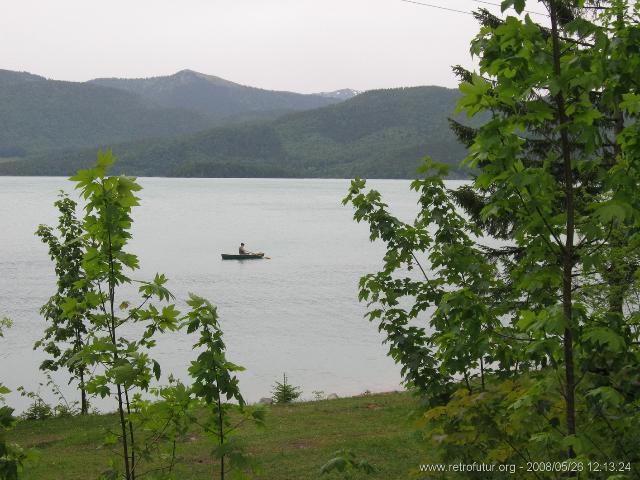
top-left (239, 243), bottom-right (250, 255)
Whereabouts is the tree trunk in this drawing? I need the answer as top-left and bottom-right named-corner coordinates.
top-left (116, 383), bottom-right (132, 480)
top-left (124, 388), bottom-right (136, 480)
top-left (107, 222), bottom-right (131, 479)
top-left (79, 367), bottom-right (88, 415)
top-left (549, 0), bottom-right (577, 458)
top-left (215, 369), bottom-right (225, 480)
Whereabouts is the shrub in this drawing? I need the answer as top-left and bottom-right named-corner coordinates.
top-left (272, 373), bottom-right (301, 404)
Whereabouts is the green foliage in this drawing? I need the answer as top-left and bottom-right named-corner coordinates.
top-left (0, 400), bottom-right (25, 480)
top-left (0, 320), bottom-right (27, 480)
top-left (320, 450), bottom-right (377, 478)
top-left (0, 318), bottom-right (10, 337)
top-left (124, 378), bottom-right (195, 479)
top-left (271, 374), bottom-right (302, 405)
top-left (0, 87), bottom-right (476, 179)
top-left (17, 375), bottom-right (81, 420)
top-left (344, 1), bottom-right (640, 475)
top-left (35, 192), bottom-right (90, 414)
top-left (35, 151), bottom-right (261, 479)
top-left (16, 391), bottom-right (52, 422)
top-left (185, 294), bottom-right (264, 479)
top-left (63, 150), bottom-right (183, 479)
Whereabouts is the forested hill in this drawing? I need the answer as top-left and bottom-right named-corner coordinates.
top-left (89, 70), bottom-right (343, 121)
top-left (0, 69), bottom-right (46, 86)
top-left (0, 70), bottom-right (212, 156)
top-left (0, 86), bottom-right (473, 179)
top-left (0, 68), bottom-right (348, 158)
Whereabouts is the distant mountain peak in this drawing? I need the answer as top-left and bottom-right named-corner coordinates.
top-left (170, 69), bottom-right (238, 87)
top-left (91, 69), bottom-right (238, 89)
top-left (316, 88), bottom-right (361, 100)
top-left (88, 70), bottom-right (343, 120)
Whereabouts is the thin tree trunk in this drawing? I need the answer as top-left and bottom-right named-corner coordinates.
top-left (109, 298), bottom-right (131, 479)
top-left (549, 0), bottom-right (577, 458)
top-left (111, 309), bottom-right (131, 479)
top-left (215, 369), bottom-right (225, 480)
top-left (106, 206), bottom-right (131, 480)
top-left (79, 367), bottom-right (88, 415)
top-left (74, 325), bottom-right (88, 415)
top-left (124, 388), bottom-right (136, 480)
top-left (218, 419), bottom-right (225, 480)
top-left (463, 370), bottom-right (472, 394)
top-left (116, 383), bottom-right (132, 480)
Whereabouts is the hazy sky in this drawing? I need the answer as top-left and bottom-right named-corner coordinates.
top-left (0, 0), bottom-right (540, 93)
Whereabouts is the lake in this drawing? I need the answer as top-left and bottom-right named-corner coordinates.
top-left (0, 177), bottom-right (464, 411)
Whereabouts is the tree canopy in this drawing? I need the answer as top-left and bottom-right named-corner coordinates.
top-left (345, 0), bottom-right (640, 473)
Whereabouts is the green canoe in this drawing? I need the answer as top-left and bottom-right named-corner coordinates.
top-left (221, 253), bottom-right (265, 260)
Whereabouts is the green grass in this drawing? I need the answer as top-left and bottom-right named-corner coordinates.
top-left (10, 391), bottom-right (423, 479)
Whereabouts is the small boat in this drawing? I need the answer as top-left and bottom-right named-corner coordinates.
top-left (221, 252), bottom-right (265, 260)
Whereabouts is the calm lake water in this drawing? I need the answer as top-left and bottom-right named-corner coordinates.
top-left (0, 177), bottom-right (466, 411)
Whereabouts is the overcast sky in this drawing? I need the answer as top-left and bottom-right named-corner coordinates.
top-left (0, 0), bottom-right (542, 93)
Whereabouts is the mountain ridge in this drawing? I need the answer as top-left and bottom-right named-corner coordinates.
top-left (0, 69), bottom-right (47, 86)
top-left (88, 69), bottom-right (345, 120)
top-left (0, 86), bottom-right (474, 179)
top-left (0, 68), bottom-right (354, 156)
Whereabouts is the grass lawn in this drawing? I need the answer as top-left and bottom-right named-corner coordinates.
top-left (10, 391), bottom-right (424, 479)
